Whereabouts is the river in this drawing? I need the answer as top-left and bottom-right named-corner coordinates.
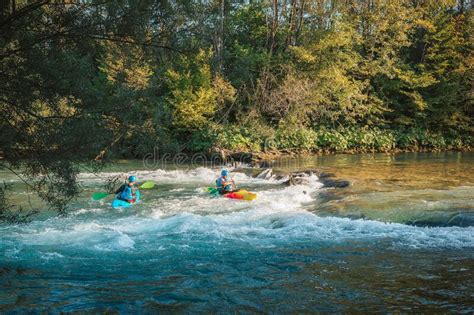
top-left (1, 152), bottom-right (473, 312)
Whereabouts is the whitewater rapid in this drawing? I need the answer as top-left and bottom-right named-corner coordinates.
top-left (1, 162), bottom-right (474, 313)
top-left (2, 167), bottom-right (473, 262)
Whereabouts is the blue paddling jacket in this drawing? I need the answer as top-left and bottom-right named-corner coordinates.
top-left (116, 185), bottom-right (137, 202)
top-left (216, 176), bottom-right (232, 191)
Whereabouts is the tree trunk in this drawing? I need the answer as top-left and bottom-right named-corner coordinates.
top-left (216, 0), bottom-right (225, 72)
top-left (269, 0), bottom-right (279, 54)
top-left (286, 0), bottom-right (296, 45)
top-left (294, 0), bottom-right (305, 45)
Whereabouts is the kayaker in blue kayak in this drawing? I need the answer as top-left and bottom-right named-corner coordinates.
top-left (115, 175), bottom-right (138, 203)
top-left (216, 169), bottom-right (236, 194)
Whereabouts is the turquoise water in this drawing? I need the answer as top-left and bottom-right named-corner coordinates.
top-left (1, 153), bottom-right (473, 312)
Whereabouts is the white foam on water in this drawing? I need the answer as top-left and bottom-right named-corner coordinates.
top-left (170, 188), bottom-right (185, 192)
top-left (41, 252), bottom-right (65, 260)
top-left (4, 247), bottom-right (21, 259)
top-left (73, 207), bottom-right (105, 216)
top-left (142, 204), bottom-right (474, 250)
top-left (2, 167), bottom-right (473, 262)
top-left (79, 167), bottom-right (282, 185)
top-left (94, 232), bottom-right (135, 251)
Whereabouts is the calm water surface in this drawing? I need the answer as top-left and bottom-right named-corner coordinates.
top-left (0, 152), bottom-right (473, 313)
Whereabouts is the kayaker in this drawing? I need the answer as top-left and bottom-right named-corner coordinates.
top-left (115, 175), bottom-right (138, 203)
top-left (216, 169), bottom-right (236, 194)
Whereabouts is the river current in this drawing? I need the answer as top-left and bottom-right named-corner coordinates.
top-left (1, 152), bottom-right (473, 312)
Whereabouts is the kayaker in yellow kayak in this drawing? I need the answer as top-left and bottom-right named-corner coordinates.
top-left (216, 169), bottom-right (237, 195)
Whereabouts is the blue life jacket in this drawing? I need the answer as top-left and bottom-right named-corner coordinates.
top-left (216, 176), bottom-right (224, 188)
top-left (216, 176), bottom-right (232, 191)
top-left (117, 185), bottom-right (135, 201)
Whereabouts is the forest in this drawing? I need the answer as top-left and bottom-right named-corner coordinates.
top-left (0, 0), bottom-right (473, 215)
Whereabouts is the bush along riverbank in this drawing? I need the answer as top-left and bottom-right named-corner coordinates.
top-left (189, 125), bottom-right (473, 158)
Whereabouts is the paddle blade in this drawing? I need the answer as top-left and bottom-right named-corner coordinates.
top-left (92, 192), bottom-right (109, 201)
top-left (140, 181), bottom-right (155, 189)
top-left (206, 187), bottom-right (220, 196)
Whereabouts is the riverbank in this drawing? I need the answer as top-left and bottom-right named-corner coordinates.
top-left (210, 146), bottom-right (473, 168)
top-left (185, 126), bottom-right (473, 164)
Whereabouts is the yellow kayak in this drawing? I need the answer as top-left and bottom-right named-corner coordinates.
top-left (207, 188), bottom-right (257, 201)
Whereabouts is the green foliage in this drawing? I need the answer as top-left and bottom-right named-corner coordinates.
top-left (188, 124), bottom-right (223, 152)
top-left (275, 126), bottom-right (318, 151)
top-left (394, 128), bottom-right (471, 151)
top-left (164, 50), bottom-right (219, 130)
top-left (315, 129), bottom-right (349, 152)
top-left (218, 129), bottom-right (260, 152)
top-left (342, 128), bottom-right (396, 152)
top-left (0, 181), bottom-right (38, 224)
top-left (225, 3), bottom-right (271, 87)
top-left (219, 122), bottom-right (275, 152)
top-left (197, 125), bottom-right (471, 154)
top-left (189, 119), bottom-right (277, 153)
top-left (289, 20), bottom-right (388, 127)
top-left (164, 50), bottom-right (236, 132)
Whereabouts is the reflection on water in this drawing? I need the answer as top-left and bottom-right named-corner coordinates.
top-left (0, 152), bottom-right (473, 312)
top-left (274, 151), bottom-right (473, 190)
top-left (272, 152), bottom-right (474, 226)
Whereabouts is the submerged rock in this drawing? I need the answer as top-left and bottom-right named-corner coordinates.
top-left (319, 178), bottom-right (350, 188)
top-left (256, 168), bottom-right (273, 180)
top-left (274, 175), bottom-right (290, 181)
top-left (258, 160), bottom-right (272, 168)
top-left (283, 175), bottom-right (309, 186)
top-left (254, 168), bottom-right (350, 188)
top-left (317, 172), bottom-right (336, 179)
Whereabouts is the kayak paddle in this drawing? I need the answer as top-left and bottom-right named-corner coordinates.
top-left (139, 181), bottom-right (155, 189)
top-left (91, 181), bottom-right (155, 201)
top-left (92, 192), bottom-right (110, 201)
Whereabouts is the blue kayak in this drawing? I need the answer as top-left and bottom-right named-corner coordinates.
top-left (111, 190), bottom-right (140, 209)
